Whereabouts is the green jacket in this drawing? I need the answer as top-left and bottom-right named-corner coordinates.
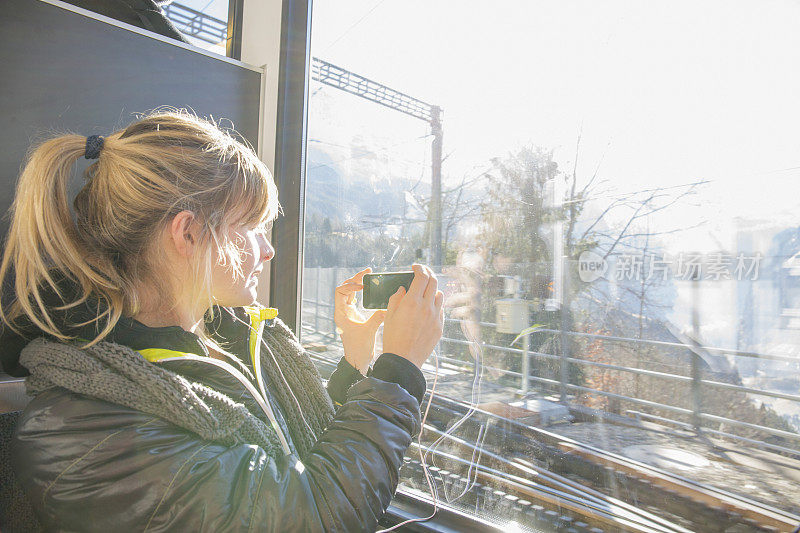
top-left (2, 275), bottom-right (425, 531)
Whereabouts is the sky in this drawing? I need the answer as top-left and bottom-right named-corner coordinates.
top-left (171, 0), bottom-right (800, 253)
top-left (164, 0), bottom-right (800, 349)
top-left (306, 0), bottom-right (800, 254)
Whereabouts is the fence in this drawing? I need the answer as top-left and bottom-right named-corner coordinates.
top-left (301, 266), bottom-right (800, 457)
top-left (163, 2), bottom-right (227, 45)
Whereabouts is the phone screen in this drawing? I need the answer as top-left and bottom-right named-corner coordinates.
top-left (362, 271), bottom-right (415, 309)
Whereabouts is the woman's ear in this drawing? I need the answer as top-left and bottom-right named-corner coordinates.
top-left (169, 210), bottom-right (200, 257)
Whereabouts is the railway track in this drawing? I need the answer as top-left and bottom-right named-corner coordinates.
top-left (404, 430), bottom-right (691, 532)
top-left (404, 394), bottom-right (800, 532)
top-left (307, 349), bottom-right (800, 531)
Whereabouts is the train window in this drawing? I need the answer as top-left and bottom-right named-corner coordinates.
top-left (162, 0), bottom-right (236, 56)
top-left (299, 1), bottom-right (800, 531)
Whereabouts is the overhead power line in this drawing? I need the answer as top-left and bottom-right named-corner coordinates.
top-left (309, 57), bottom-right (445, 265)
top-left (318, 0), bottom-right (389, 55)
top-left (311, 58), bottom-right (435, 123)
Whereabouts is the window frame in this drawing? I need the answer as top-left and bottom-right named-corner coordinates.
top-left (226, 0), bottom-right (245, 59)
top-left (270, 0), bottom-right (310, 333)
top-left (270, 0), bottom-right (507, 530)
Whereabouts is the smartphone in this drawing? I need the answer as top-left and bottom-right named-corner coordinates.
top-left (362, 271), bottom-right (415, 309)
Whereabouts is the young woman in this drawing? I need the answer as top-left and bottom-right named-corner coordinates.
top-left (0, 110), bottom-right (444, 531)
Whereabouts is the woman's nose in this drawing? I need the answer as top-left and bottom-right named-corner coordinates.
top-left (261, 236), bottom-right (275, 262)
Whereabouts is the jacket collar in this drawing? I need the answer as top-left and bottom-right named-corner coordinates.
top-left (101, 315), bottom-right (209, 356)
top-left (0, 271), bottom-right (251, 376)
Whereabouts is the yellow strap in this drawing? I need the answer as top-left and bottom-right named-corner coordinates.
top-left (243, 305), bottom-right (279, 322)
top-left (138, 348), bottom-right (190, 363)
top-left (260, 307), bottom-right (278, 320)
top-left (243, 306), bottom-right (278, 364)
top-left (136, 306), bottom-right (278, 365)
top-left (72, 337), bottom-right (187, 364)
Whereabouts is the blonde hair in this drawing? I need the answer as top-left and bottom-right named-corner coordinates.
top-left (0, 109), bottom-right (279, 351)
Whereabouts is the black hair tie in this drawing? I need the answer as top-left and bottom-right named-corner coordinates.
top-left (84, 135), bottom-right (105, 160)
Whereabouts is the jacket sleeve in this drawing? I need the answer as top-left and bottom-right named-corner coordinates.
top-left (328, 354), bottom-right (427, 408)
top-left (326, 356), bottom-right (364, 407)
top-left (13, 378), bottom-right (421, 533)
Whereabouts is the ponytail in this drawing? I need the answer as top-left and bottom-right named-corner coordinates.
top-left (0, 135), bottom-right (123, 345)
top-left (0, 110), bottom-right (278, 353)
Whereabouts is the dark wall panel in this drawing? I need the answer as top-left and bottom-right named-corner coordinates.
top-left (0, 0), bottom-right (263, 239)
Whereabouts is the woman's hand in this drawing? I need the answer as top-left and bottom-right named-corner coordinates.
top-left (334, 268), bottom-right (386, 375)
top-left (382, 264), bottom-right (444, 369)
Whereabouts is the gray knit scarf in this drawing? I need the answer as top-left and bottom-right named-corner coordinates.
top-left (19, 319), bottom-right (335, 460)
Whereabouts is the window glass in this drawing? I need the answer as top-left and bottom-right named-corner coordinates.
top-left (303, 1), bottom-right (800, 530)
top-left (162, 0), bottom-right (230, 55)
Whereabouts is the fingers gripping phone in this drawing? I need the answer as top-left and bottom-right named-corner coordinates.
top-left (362, 271), bottom-right (415, 309)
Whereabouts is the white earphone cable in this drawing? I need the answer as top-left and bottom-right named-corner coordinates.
top-left (224, 307), bottom-right (318, 443)
top-left (222, 299), bottom-right (486, 531)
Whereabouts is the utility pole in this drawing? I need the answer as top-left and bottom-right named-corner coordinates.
top-left (430, 106), bottom-right (443, 267)
top-left (309, 58), bottom-right (444, 267)
top-left (163, 10), bottom-right (448, 265)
